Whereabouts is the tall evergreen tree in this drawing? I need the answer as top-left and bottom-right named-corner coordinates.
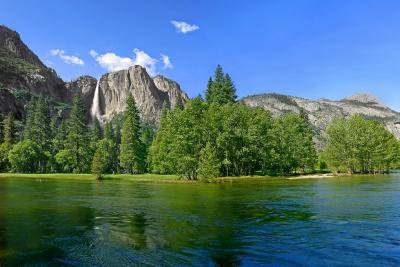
top-left (205, 65), bottom-right (237, 105)
top-left (104, 122), bottom-right (114, 140)
top-left (119, 95), bottom-right (145, 174)
top-left (3, 113), bottom-right (15, 147)
top-left (0, 114), bottom-right (3, 143)
top-left (32, 96), bottom-right (51, 151)
top-left (64, 92), bottom-right (91, 173)
top-left (24, 97), bottom-right (37, 140)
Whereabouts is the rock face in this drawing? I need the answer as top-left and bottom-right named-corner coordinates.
top-left (68, 66), bottom-right (189, 124)
top-left (153, 75), bottom-right (189, 108)
top-left (242, 93), bottom-right (400, 149)
top-left (65, 75), bottom-right (97, 119)
top-left (0, 25), bottom-right (70, 118)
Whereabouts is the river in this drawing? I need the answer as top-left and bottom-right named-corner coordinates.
top-left (0, 174), bottom-right (399, 266)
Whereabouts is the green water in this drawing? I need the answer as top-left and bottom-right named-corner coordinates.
top-left (0, 174), bottom-right (400, 266)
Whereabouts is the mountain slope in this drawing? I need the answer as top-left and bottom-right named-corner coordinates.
top-left (242, 93), bottom-right (400, 148)
top-left (0, 25), bottom-right (188, 124)
top-left (0, 25), bottom-right (69, 107)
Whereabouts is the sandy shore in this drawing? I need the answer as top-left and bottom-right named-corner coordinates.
top-left (287, 173), bottom-right (336, 180)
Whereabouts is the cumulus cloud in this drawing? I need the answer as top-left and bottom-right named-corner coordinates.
top-left (90, 48), bottom-right (160, 76)
top-left (161, 54), bottom-right (173, 69)
top-left (50, 49), bottom-right (84, 65)
top-left (171, 20), bottom-right (199, 34)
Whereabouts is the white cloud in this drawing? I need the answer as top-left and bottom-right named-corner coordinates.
top-left (94, 52), bottom-right (133, 72)
top-left (90, 48), bottom-right (160, 76)
top-left (89, 49), bottom-right (98, 58)
top-left (171, 20), bottom-right (199, 34)
top-left (161, 54), bottom-right (173, 69)
top-left (50, 49), bottom-right (84, 65)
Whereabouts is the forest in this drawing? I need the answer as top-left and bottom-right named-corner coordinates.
top-left (0, 65), bottom-right (398, 179)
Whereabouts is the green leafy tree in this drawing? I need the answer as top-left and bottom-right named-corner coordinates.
top-left (323, 115), bottom-right (400, 173)
top-left (198, 142), bottom-right (221, 179)
top-left (119, 95), bottom-right (145, 174)
top-left (92, 138), bottom-right (117, 177)
top-left (8, 140), bottom-right (43, 173)
top-left (269, 113), bottom-right (317, 175)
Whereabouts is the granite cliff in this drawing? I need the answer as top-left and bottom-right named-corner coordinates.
top-left (243, 93), bottom-right (400, 148)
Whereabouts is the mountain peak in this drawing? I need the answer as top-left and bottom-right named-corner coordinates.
top-left (0, 25), bottom-right (45, 68)
top-left (342, 93), bottom-right (383, 105)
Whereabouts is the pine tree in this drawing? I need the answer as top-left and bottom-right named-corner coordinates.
top-left (104, 122), bottom-right (114, 140)
top-left (90, 118), bottom-right (102, 151)
top-left (24, 97), bottom-right (37, 140)
top-left (0, 114), bottom-right (3, 143)
top-left (32, 96), bottom-right (51, 150)
top-left (3, 113), bottom-right (15, 147)
top-left (205, 65), bottom-right (237, 105)
top-left (65, 92), bottom-right (91, 173)
top-left (119, 95), bottom-right (145, 174)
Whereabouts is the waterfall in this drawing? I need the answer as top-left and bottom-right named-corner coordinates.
top-left (90, 80), bottom-right (102, 122)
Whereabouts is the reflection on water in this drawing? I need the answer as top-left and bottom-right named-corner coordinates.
top-left (0, 175), bottom-right (400, 266)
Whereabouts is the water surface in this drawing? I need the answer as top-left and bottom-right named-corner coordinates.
top-left (1, 174), bottom-right (400, 266)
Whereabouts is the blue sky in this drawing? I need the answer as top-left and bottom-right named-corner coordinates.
top-left (2, 0), bottom-right (400, 110)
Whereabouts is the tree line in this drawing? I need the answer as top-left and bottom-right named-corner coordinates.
top-left (0, 65), bottom-right (398, 178)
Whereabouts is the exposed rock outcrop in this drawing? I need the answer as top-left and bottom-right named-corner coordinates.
top-left (0, 25), bottom-right (70, 117)
top-left (243, 93), bottom-right (400, 149)
top-left (153, 75), bottom-right (189, 109)
top-left (68, 67), bottom-right (188, 124)
top-left (65, 75), bottom-right (97, 119)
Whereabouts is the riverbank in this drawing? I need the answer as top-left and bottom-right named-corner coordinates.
top-left (0, 172), bottom-right (342, 183)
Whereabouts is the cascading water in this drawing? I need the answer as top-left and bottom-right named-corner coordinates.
top-left (90, 80), bottom-right (102, 122)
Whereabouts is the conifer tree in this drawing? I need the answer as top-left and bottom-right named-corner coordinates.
top-left (24, 97), bottom-right (37, 140)
top-left (104, 122), bottom-right (114, 140)
top-left (32, 96), bottom-right (51, 151)
top-left (119, 95), bottom-right (145, 174)
top-left (64, 92), bottom-right (91, 173)
top-left (3, 113), bottom-right (15, 147)
top-left (0, 114), bottom-right (3, 144)
top-left (205, 65), bottom-right (237, 105)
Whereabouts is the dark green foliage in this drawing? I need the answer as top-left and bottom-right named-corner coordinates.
top-left (90, 118), bottom-right (102, 153)
top-left (92, 138), bottom-right (118, 176)
top-left (3, 113), bottom-right (15, 146)
top-left (119, 95), bottom-right (145, 174)
top-left (60, 92), bottom-right (91, 173)
top-left (205, 65), bottom-right (237, 105)
top-left (323, 115), bottom-right (400, 173)
top-left (104, 122), bottom-right (114, 140)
